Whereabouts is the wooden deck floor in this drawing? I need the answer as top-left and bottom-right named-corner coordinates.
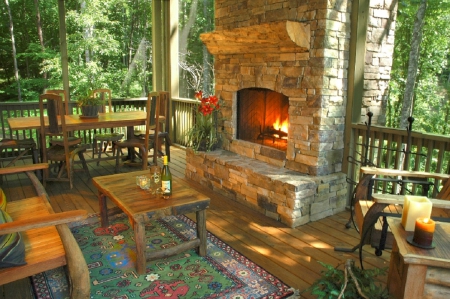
top-left (1, 146), bottom-right (391, 297)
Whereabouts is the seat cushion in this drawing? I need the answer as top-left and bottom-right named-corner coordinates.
top-left (0, 209), bottom-right (26, 268)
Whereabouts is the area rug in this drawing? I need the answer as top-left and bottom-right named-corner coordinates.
top-left (31, 212), bottom-right (294, 299)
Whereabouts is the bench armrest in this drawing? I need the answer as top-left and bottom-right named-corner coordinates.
top-left (0, 209), bottom-right (88, 236)
top-left (372, 193), bottom-right (450, 209)
top-left (360, 166), bottom-right (450, 181)
top-left (0, 163), bottom-right (48, 175)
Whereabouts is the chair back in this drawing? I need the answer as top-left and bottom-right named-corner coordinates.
top-left (38, 93), bottom-right (70, 165)
top-left (92, 88), bottom-right (113, 113)
top-left (159, 91), bottom-right (170, 134)
top-left (143, 92), bottom-right (161, 156)
top-left (45, 89), bottom-right (70, 115)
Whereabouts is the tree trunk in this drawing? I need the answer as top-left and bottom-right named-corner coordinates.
top-left (399, 0), bottom-right (427, 129)
top-left (34, 0), bottom-right (47, 80)
top-left (202, 0), bottom-right (212, 95)
top-left (5, 0), bottom-right (22, 101)
top-left (179, 0), bottom-right (198, 96)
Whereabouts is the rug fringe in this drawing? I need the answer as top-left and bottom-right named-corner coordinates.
top-left (286, 288), bottom-right (301, 299)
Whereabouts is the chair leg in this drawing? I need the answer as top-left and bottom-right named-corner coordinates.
top-left (92, 139), bottom-right (97, 159)
top-left (97, 141), bottom-right (103, 166)
top-left (115, 145), bottom-right (122, 173)
top-left (78, 150), bottom-right (90, 177)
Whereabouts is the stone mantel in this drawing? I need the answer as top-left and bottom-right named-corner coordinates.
top-left (200, 21), bottom-right (310, 55)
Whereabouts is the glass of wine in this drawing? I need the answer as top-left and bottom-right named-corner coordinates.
top-left (149, 165), bottom-right (161, 196)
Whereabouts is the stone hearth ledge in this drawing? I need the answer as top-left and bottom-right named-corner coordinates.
top-left (185, 148), bottom-right (347, 228)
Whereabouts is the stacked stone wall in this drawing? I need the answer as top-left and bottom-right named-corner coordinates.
top-left (186, 148), bottom-right (347, 227)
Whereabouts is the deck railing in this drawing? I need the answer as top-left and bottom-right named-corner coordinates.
top-left (348, 123), bottom-right (450, 198)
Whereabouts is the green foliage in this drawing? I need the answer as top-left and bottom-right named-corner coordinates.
top-left (0, 0), bottom-right (155, 101)
top-left (76, 92), bottom-right (103, 107)
top-left (303, 261), bottom-right (390, 299)
top-left (185, 92), bottom-right (222, 152)
top-left (388, 0), bottom-right (450, 133)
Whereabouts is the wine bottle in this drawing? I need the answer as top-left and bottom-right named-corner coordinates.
top-left (161, 155), bottom-right (172, 198)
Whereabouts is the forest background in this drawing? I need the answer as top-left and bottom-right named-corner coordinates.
top-left (1, 0), bottom-right (449, 135)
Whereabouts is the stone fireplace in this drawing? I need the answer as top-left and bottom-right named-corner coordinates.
top-left (185, 0), bottom-right (396, 227)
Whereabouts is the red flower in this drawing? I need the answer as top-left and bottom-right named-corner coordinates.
top-left (196, 91), bottom-right (219, 116)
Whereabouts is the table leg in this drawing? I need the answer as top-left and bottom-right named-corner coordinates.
top-left (134, 219), bottom-right (146, 275)
top-left (196, 209), bottom-right (207, 256)
top-left (125, 125), bottom-right (136, 161)
top-left (98, 192), bottom-right (109, 227)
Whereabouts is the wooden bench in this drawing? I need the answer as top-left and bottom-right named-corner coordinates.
top-left (0, 163), bottom-right (90, 298)
top-left (335, 166), bottom-right (450, 267)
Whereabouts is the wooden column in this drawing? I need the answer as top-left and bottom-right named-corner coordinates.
top-left (57, 0), bottom-right (70, 101)
top-left (343, 0), bottom-right (370, 197)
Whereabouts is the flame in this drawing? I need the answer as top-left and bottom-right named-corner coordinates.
top-left (273, 118), bottom-right (288, 133)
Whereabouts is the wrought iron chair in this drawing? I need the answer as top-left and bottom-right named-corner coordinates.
top-left (38, 93), bottom-right (90, 189)
top-left (91, 88), bottom-right (124, 165)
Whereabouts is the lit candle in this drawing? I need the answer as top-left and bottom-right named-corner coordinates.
top-left (139, 176), bottom-right (148, 189)
top-left (413, 218), bottom-right (435, 247)
top-left (401, 196), bottom-right (432, 231)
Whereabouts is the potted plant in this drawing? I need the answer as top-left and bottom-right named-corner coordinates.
top-left (302, 260), bottom-right (390, 299)
top-left (77, 91), bottom-right (103, 118)
top-left (185, 91), bottom-right (222, 152)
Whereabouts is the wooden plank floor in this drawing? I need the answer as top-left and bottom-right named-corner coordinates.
top-left (0, 146), bottom-right (391, 297)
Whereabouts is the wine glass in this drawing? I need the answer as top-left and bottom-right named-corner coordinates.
top-left (149, 166), bottom-right (162, 196)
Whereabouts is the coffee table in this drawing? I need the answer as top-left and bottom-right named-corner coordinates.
top-left (93, 170), bottom-right (210, 274)
top-left (387, 217), bottom-right (450, 299)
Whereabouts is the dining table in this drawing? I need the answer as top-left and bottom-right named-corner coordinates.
top-left (7, 110), bottom-right (147, 163)
top-left (7, 111), bottom-right (147, 132)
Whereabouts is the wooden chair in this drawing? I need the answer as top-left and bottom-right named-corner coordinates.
top-left (133, 91), bottom-right (171, 161)
top-left (0, 163), bottom-right (90, 298)
top-left (45, 89), bottom-right (70, 115)
top-left (39, 93), bottom-right (90, 189)
top-left (336, 166), bottom-right (450, 267)
top-left (0, 139), bottom-right (39, 183)
top-left (157, 91), bottom-right (172, 161)
top-left (114, 92), bottom-right (160, 172)
top-left (91, 88), bottom-right (124, 165)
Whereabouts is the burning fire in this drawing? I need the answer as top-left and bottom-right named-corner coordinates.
top-left (273, 118), bottom-right (288, 133)
top-left (272, 118), bottom-right (288, 139)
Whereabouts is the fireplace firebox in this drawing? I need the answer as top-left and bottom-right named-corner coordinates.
top-left (237, 88), bottom-right (289, 151)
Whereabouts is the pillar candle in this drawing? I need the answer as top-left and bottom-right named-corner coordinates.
top-left (401, 196), bottom-right (432, 231)
top-left (413, 218), bottom-right (435, 247)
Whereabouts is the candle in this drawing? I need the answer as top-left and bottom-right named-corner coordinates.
top-left (413, 218), bottom-right (435, 247)
top-left (139, 176), bottom-right (149, 189)
top-left (401, 196), bottom-right (432, 231)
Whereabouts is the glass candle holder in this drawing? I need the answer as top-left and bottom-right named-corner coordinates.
top-left (136, 175), bottom-right (146, 186)
top-left (138, 176), bottom-right (150, 190)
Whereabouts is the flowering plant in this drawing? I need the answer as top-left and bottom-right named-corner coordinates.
top-left (185, 91), bottom-right (221, 151)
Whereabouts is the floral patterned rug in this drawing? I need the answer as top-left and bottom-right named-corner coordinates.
top-left (32, 213), bottom-right (294, 298)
